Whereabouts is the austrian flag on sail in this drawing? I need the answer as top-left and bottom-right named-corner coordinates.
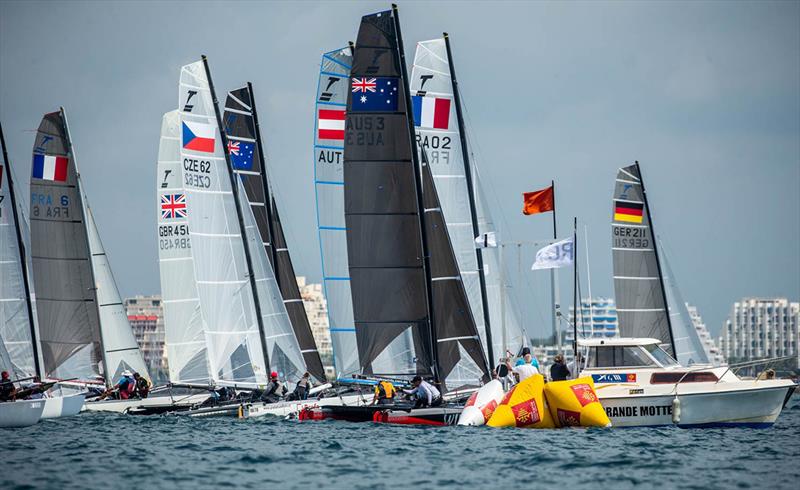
top-left (318, 109), bottom-right (345, 140)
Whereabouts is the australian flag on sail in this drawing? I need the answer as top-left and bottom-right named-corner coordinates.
top-left (161, 194), bottom-right (187, 219)
top-left (350, 77), bottom-right (399, 112)
top-left (227, 140), bottom-right (255, 170)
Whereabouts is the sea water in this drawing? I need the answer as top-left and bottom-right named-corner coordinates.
top-left (3, 396), bottom-right (799, 489)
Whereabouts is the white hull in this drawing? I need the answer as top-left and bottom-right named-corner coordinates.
top-left (83, 393), bottom-right (211, 413)
top-left (242, 392), bottom-right (371, 419)
top-left (0, 399), bottom-right (45, 428)
top-left (41, 393), bottom-right (86, 419)
top-left (597, 381), bottom-right (794, 428)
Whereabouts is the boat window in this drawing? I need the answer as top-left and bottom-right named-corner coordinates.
top-left (650, 372), bottom-right (719, 384)
top-left (643, 344), bottom-right (679, 367)
top-left (587, 346), bottom-right (656, 368)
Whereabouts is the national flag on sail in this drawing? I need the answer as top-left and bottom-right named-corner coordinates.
top-left (318, 108), bottom-right (345, 140)
top-left (531, 237), bottom-right (574, 270)
top-left (350, 77), bottom-right (399, 112)
top-left (523, 186), bottom-right (554, 215)
top-left (475, 231), bottom-right (497, 248)
top-left (31, 154), bottom-right (68, 182)
top-left (614, 200), bottom-right (644, 223)
top-left (412, 96), bottom-right (451, 130)
top-left (161, 194), bottom-right (187, 219)
top-left (228, 140), bottom-right (255, 170)
top-left (182, 121), bottom-right (215, 153)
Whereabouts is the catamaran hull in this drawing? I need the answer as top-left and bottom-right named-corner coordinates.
top-left (373, 407), bottom-right (463, 426)
top-left (83, 393), bottom-right (211, 413)
top-left (41, 393), bottom-right (86, 419)
top-left (599, 384), bottom-right (795, 428)
top-left (0, 399), bottom-right (45, 428)
top-left (242, 393), bottom-right (370, 419)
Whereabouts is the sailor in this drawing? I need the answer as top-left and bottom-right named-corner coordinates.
top-left (291, 372), bottom-right (313, 401)
top-left (403, 376), bottom-right (441, 409)
top-left (0, 371), bottom-right (16, 402)
top-left (550, 354), bottom-right (570, 382)
top-left (261, 372), bottom-right (287, 403)
top-left (505, 352), bottom-right (539, 383)
top-left (372, 380), bottom-right (396, 405)
top-left (514, 347), bottom-right (540, 371)
top-left (133, 372), bottom-right (150, 399)
top-left (21, 376), bottom-right (49, 400)
top-left (111, 370), bottom-right (136, 399)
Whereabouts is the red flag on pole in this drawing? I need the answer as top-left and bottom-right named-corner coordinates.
top-left (522, 186), bottom-right (554, 215)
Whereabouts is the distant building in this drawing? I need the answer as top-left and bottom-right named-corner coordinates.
top-left (685, 303), bottom-right (726, 366)
top-left (720, 298), bottom-right (799, 369)
top-left (567, 297), bottom-right (619, 340)
top-left (297, 277), bottom-right (335, 379)
top-left (123, 295), bottom-right (168, 381)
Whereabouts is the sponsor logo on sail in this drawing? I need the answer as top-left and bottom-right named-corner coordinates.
top-left (31, 154), bottom-right (68, 182)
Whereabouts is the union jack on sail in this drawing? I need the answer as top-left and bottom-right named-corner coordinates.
top-left (161, 194), bottom-right (187, 219)
top-left (351, 78), bottom-right (377, 93)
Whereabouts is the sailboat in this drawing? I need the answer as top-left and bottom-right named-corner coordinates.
top-left (409, 34), bottom-right (528, 370)
top-left (577, 162), bottom-right (795, 427)
top-left (1, 121), bottom-right (82, 427)
top-left (303, 6), bottom-right (491, 426)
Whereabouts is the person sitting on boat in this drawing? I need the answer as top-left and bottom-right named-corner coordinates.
top-left (0, 371), bottom-right (16, 402)
top-left (550, 354), bottom-right (570, 382)
top-left (110, 370), bottom-right (136, 400)
top-left (133, 372), bottom-right (150, 399)
top-left (514, 347), bottom-right (540, 371)
top-left (372, 380), bottom-right (396, 405)
top-left (260, 372), bottom-right (287, 403)
top-left (505, 353), bottom-right (539, 383)
top-left (289, 372), bottom-right (313, 401)
top-left (20, 376), bottom-right (51, 400)
top-left (403, 376), bottom-right (442, 409)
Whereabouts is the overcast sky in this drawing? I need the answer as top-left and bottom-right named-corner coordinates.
top-left (1, 1), bottom-right (798, 338)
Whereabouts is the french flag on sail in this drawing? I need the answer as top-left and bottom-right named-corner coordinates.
top-left (31, 154), bottom-right (68, 182)
top-left (182, 121), bottom-right (216, 153)
top-left (412, 95), bottom-right (451, 130)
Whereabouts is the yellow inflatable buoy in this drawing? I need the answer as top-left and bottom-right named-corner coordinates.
top-left (543, 376), bottom-right (611, 428)
top-left (486, 375), bottom-right (555, 429)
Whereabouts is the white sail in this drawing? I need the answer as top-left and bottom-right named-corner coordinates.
top-left (84, 203), bottom-right (150, 381)
top-left (0, 159), bottom-right (37, 379)
top-left (238, 178), bottom-right (305, 383)
top-left (179, 60), bottom-right (268, 386)
top-left (157, 110), bottom-right (210, 384)
top-left (411, 39), bottom-right (527, 364)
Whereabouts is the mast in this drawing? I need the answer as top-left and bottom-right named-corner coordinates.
top-left (247, 82), bottom-right (279, 270)
top-left (0, 123), bottom-right (41, 378)
top-left (393, 4), bottom-right (440, 383)
top-left (635, 161), bottom-right (676, 355)
top-left (201, 56), bottom-right (271, 372)
top-left (572, 217), bottom-right (578, 356)
top-left (550, 180), bottom-right (560, 352)
top-left (442, 32), bottom-right (495, 368)
top-left (61, 107), bottom-right (110, 387)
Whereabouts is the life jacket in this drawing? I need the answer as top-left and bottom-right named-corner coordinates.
top-left (375, 381), bottom-right (396, 400)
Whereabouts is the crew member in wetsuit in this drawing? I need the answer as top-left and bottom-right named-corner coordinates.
top-left (372, 380), bottom-right (396, 405)
top-left (0, 371), bottom-right (16, 402)
top-left (133, 373), bottom-right (150, 399)
top-left (403, 376), bottom-right (441, 409)
top-left (261, 372), bottom-right (286, 403)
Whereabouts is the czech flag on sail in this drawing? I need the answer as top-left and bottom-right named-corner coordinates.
top-left (412, 96), bottom-right (451, 130)
top-left (182, 121), bottom-right (215, 153)
top-left (318, 108), bottom-right (345, 140)
top-left (31, 154), bottom-right (68, 182)
top-left (614, 200), bottom-right (644, 224)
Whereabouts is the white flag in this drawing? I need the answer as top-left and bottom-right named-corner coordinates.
top-left (531, 237), bottom-right (574, 270)
top-left (475, 231), bottom-right (497, 248)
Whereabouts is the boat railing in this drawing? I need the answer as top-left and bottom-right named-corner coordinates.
top-left (715, 355), bottom-right (797, 385)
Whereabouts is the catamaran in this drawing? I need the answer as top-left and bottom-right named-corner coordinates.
top-left (302, 5), bottom-right (492, 426)
top-left (578, 162), bottom-right (795, 427)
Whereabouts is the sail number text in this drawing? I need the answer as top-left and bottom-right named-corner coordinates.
top-left (613, 226), bottom-right (649, 249)
top-left (183, 158), bottom-right (211, 189)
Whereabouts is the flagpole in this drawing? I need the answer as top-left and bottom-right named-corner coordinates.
top-left (572, 217), bottom-right (578, 357)
top-left (202, 55), bottom-right (271, 374)
top-left (0, 123), bottom-right (42, 379)
top-left (550, 180), bottom-right (560, 353)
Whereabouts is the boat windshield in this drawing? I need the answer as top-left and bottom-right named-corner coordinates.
top-left (587, 346), bottom-right (658, 368)
top-left (643, 344), bottom-right (680, 367)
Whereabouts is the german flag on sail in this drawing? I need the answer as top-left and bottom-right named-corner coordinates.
top-left (614, 200), bottom-right (644, 223)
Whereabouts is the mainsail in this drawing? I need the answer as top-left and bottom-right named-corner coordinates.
top-left (611, 163), bottom-right (676, 357)
top-left (157, 110), bottom-right (210, 384)
top-left (223, 85), bottom-right (326, 381)
top-left (30, 109), bottom-right (148, 384)
top-left (345, 9), bottom-right (435, 378)
top-left (410, 36), bottom-right (527, 364)
top-left (0, 123), bottom-right (38, 379)
top-left (313, 46), bottom-right (361, 379)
